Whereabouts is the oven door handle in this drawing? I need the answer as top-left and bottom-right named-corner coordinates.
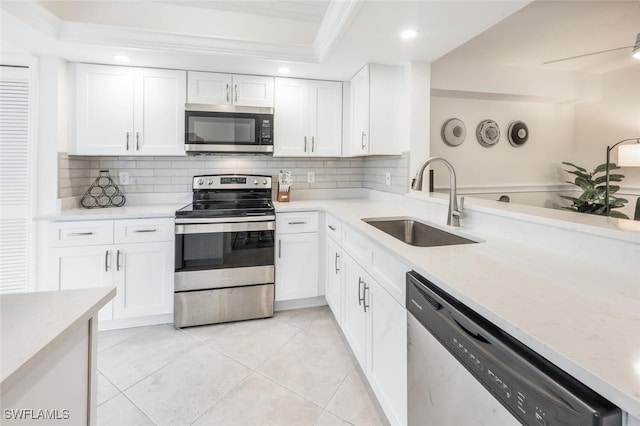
top-left (175, 215), bottom-right (275, 224)
top-left (176, 221), bottom-right (275, 235)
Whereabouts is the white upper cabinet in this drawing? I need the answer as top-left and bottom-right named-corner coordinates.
top-left (345, 63), bottom-right (403, 157)
top-left (274, 78), bottom-right (342, 157)
top-left (71, 63), bottom-right (186, 156)
top-left (187, 71), bottom-right (274, 107)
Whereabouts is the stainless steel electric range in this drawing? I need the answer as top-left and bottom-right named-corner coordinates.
top-left (174, 174), bottom-right (275, 328)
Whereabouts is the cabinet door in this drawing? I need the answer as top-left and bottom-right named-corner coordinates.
top-left (274, 78), bottom-right (309, 157)
top-left (341, 253), bottom-right (367, 368)
top-left (366, 280), bottom-right (407, 426)
top-left (275, 232), bottom-right (319, 301)
top-left (187, 71), bottom-right (232, 105)
top-left (349, 64), bottom-right (370, 156)
top-left (233, 75), bottom-right (274, 107)
top-left (134, 68), bottom-right (187, 156)
top-left (309, 80), bottom-right (342, 157)
top-left (325, 237), bottom-right (343, 324)
top-left (48, 245), bottom-right (114, 320)
top-left (113, 241), bottom-right (174, 319)
top-left (73, 64), bottom-right (134, 155)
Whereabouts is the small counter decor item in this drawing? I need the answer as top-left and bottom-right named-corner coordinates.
top-left (441, 118), bottom-right (466, 147)
top-left (277, 170), bottom-right (292, 202)
top-left (560, 162), bottom-right (628, 219)
top-left (476, 119), bottom-right (500, 147)
top-left (507, 121), bottom-right (529, 147)
top-left (80, 170), bottom-right (126, 209)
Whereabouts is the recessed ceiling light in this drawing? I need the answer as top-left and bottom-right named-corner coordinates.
top-left (278, 67), bottom-right (291, 74)
top-left (400, 29), bottom-right (419, 40)
top-left (112, 55), bottom-right (130, 63)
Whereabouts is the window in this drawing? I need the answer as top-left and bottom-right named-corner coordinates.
top-left (0, 65), bottom-right (31, 293)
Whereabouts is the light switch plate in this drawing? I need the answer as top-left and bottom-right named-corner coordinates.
top-left (307, 171), bottom-right (315, 183)
top-left (385, 172), bottom-right (391, 186)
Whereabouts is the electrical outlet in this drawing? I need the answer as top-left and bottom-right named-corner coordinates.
top-left (307, 171), bottom-right (315, 183)
top-left (119, 171), bottom-right (130, 185)
top-left (385, 172), bottom-right (391, 186)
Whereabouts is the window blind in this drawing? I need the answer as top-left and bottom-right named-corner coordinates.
top-left (0, 66), bottom-right (31, 293)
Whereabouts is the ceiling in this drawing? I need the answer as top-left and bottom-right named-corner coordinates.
top-left (2, 0), bottom-right (638, 79)
top-left (437, 0), bottom-right (640, 74)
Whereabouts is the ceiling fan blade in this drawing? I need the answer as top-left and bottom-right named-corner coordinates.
top-left (543, 45), bottom-right (634, 65)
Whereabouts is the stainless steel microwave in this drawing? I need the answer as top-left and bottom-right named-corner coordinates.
top-left (185, 104), bottom-right (274, 154)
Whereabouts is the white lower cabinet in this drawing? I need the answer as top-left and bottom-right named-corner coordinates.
top-left (342, 252), bottom-right (368, 367)
top-left (47, 218), bottom-right (174, 325)
top-left (325, 236), bottom-right (343, 324)
top-left (275, 211), bottom-right (319, 301)
top-left (366, 279), bottom-right (407, 426)
top-left (112, 241), bottom-right (174, 319)
top-left (324, 217), bottom-right (408, 426)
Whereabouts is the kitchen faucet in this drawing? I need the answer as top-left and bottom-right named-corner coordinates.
top-left (411, 157), bottom-right (464, 227)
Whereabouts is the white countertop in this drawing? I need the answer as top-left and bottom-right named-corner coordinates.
top-left (275, 197), bottom-right (640, 418)
top-left (36, 204), bottom-right (184, 221)
top-left (0, 287), bottom-right (116, 393)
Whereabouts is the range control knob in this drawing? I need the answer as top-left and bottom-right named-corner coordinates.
top-left (262, 179), bottom-right (268, 185)
top-left (207, 179), bottom-right (213, 185)
top-left (253, 179), bottom-right (259, 185)
top-left (197, 178), bottom-right (204, 185)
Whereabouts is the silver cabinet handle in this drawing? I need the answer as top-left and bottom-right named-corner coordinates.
top-left (105, 250), bottom-right (110, 272)
top-left (67, 232), bottom-right (94, 236)
top-left (363, 283), bottom-right (370, 313)
top-left (234, 84), bottom-right (238, 102)
top-left (133, 229), bottom-right (157, 233)
top-left (288, 221), bottom-right (307, 225)
top-left (328, 225), bottom-right (336, 231)
top-left (358, 277), bottom-right (364, 306)
top-left (278, 239), bottom-right (282, 258)
top-left (304, 136), bottom-right (307, 152)
top-left (126, 132), bottom-right (130, 150)
top-left (136, 132), bottom-right (140, 151)
top-left (335, 252), bottom-right (340, 273)
top-left (226, 83), bottom-right (230, 102)
top-left (116, 249), bottom-right (121, 271)
top-left (311, 136), bottom-right (315, 152)
top-left (361, 131), bottom-right (366, 150)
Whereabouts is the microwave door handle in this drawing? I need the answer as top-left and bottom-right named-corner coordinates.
top-left (226, 84), bottom-right (230, 103)
top-left (234, 84), bottom-right (238, 102)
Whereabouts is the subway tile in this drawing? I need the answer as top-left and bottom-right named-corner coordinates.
top-left (153, 169), bottom-right (188, 177)
top-left (154, 184), bottom-right (190, 193)
top-left (137, 177), bottom-right (171, 185)
top-left (175, 160), bottom-right (204, 169)
top-left (136, 161), bottom-right (172, 169)
top-left (114, 161), bottom-right (137, 168)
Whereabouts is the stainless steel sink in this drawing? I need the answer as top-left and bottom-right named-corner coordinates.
top-left (362, 217), bottom-right (477, 247)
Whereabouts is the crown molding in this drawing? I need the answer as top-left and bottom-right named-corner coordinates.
top-left (58, 22), bottom-right (317, 62)
top-left (313, 0), bottom-right (362, 62)
top-left (1, 2), bottom-right (61, 38)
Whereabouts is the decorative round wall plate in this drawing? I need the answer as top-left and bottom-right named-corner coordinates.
top-left (508, 121), bottom-right (529, 147)
top-left (441, 118), bottom-right (466, 147)
top-left (476, 120), bottom-right (500, 147)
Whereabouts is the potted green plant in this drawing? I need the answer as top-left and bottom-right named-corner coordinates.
top-left (560, 162), bottom-right (629, 219)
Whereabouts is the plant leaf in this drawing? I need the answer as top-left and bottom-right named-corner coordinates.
top-left (609, 211), bottom-right (630, 219)
top-left (594, 163), bottom-right (620, 173)
top-left (561, 162), bottom-right (587, 172)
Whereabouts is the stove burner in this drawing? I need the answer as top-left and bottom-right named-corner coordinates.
top-left (176, 174), bottom-right (274, 220)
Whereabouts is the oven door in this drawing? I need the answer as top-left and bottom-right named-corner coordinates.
top-left (175, 220), bottom-right (275, 291)
top-left (185, 108), bottom-right (273, 153)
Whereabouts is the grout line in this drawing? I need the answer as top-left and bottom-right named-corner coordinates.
top-left (119, 391), bottom-right (159, 425)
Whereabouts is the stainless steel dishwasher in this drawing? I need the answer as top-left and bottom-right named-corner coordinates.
top-left (406, 271), bottom-right (621, 426)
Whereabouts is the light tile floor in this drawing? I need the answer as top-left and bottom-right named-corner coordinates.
top-left (97, 306), bottom-right (389, 426)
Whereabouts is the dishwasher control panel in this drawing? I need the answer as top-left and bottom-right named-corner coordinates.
top-left (407, 271), bottom-right (622, 426)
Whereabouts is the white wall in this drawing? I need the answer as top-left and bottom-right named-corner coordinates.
top-left (573, 65), bottom-right (640, 192)
top-left (405, 62), bottom-right (431, 178)
top-left (430, 96), bottom-right (575, 189)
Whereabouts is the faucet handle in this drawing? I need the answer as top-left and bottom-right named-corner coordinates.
top-left (459, 196), bottom-right (465, 212)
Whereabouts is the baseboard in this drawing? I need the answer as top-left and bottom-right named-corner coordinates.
top-left (274, 296), bottom-right (327, 311)
top-left (98, 313), bottom-right (173, 331)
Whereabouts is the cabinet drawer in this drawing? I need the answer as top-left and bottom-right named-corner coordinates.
top-left (324, 213), bottom-right (342, 243)
top-left (342, 224), bottom-right (371, 268)
top-left (276, 211), bottom-right (318, 234)
top-left (114, 218), bottom-right (174, 244)
top-left (48, 221), bottom-right (114, 247)
top-left (371, 244), bottom-right (410, 306)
